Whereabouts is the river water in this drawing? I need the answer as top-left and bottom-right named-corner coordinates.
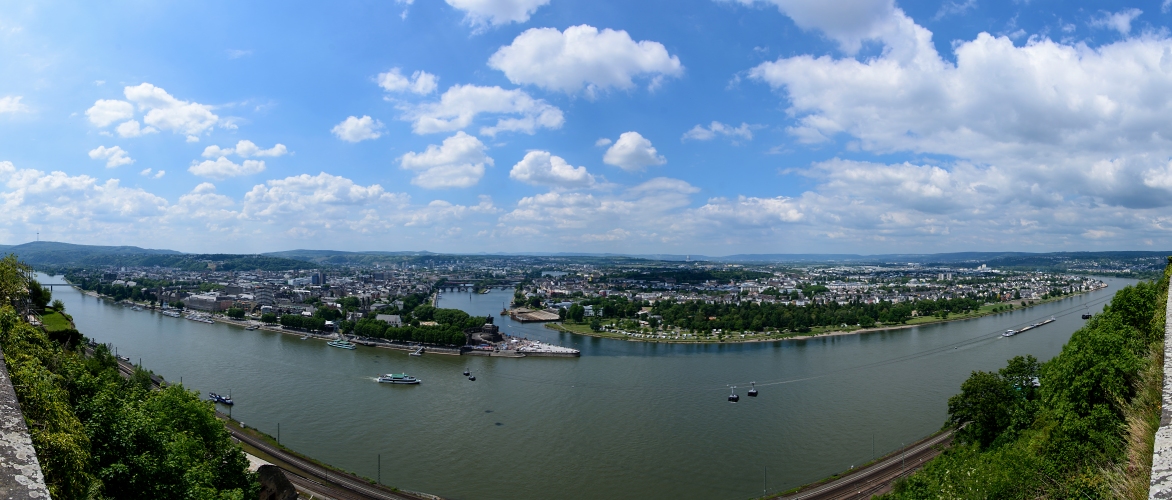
top-left (46, 275), bottom-right (1136, 500)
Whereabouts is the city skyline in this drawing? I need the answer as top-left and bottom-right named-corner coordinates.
top-left (2, 0), bottom-right (1171, 255)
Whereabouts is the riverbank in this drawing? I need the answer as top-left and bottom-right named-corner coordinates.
top-left (546, 286), bottom-right (1107, 344)
top-left (73, 284), bottom-right (570, 357)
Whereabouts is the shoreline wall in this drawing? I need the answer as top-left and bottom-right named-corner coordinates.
top-left (1149, 280), bottom-right (1172, 498)
top-left (0, 347), bottom-right (51, 499)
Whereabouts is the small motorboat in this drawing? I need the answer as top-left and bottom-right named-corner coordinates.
top-left (208, 392), bottom-right (235, 405)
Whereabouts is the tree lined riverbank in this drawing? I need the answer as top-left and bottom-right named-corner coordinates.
top-left (547, 288), bottom-right (1103, 344)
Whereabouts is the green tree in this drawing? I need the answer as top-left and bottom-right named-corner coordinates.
top-left (568, 303), bottom-right (585, 322)
top-left (260, 313), bottom-right (277, 324)
top-left (338, 296), bottom-right (361, 310)
top-left (947, 370), bottom-right (1014, 448)
top-left (589, 317), bottom-right (602, 331)
top-left (51, 299), bottom-right (65, 312)
top-left (226, 308), bottom-right (246, 319)
top-left (28, 279), bottom-right (52, 311)
top-left (0, 254), bottom-right (32, 309)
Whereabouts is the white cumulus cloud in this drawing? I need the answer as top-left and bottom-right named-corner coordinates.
top-left (0, 161), bottom-right (169, 231)
top-left (603, 132), bottom-right (666, 171)
top-left (86, 84), bottom-right (224, 139)
top-left (488, 25), bottom-right (684, 95)
top-left (720, 0), bottom-right (903, 54)
top-left (399, 131), bottom-right (493, 189)
top-left (744, 6), bottom-right (1172, 211)
top-left (681, 121), bottom-right (754, 142)
top-left (377, 68), bottom-right (438, 95)
top-left (402, 84), bottom-right (563, 136)
top-left (445, 0), bottom-right (550, 27)
top-left (123, 83), bottom-right (222, 136)
top-left (188, 157), bottom-right (266, 180)
top-left (0, 96), bottom-right (29, 114)
top-left (86, 99), bottom-right (135, 127)
top-left (88, 146), bottom-right (134, 168)
top-left (509, 151), bottom-right (596, 189)
top-left (1090, 9), bottom-right (1143, 35)
top-left (115, 120), bottom-right (158, 138)
top-left (332, 115), bottom-right (385, 142)
top-left (233, 140), bottom-right (288, 157)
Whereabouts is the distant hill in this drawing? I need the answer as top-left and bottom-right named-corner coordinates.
top-left (2, 241), bottom-right (314, 271)
top-left (3, 241), bottom-right (1167, 274)
top-left (3, 241), bottom-right (181, 265)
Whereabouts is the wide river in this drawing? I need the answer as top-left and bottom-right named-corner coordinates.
top-left (46, 275), bottom-right (1136, 500)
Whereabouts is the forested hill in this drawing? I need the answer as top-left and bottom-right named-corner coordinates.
top-left (4, 241), bottom-right (180, 264)
top-left (3, 242), bottom-right (314, 271)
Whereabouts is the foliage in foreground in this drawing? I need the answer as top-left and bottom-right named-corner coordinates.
top-left (0, 306), bottom-right (258, 499)
top-left (884, 260), bottom-right (1169, 499)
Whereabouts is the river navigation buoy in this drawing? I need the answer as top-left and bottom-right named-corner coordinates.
top-left (728, 386), bottom-right (739, 403)
top-left (747, 382), bottom-right (758, 397)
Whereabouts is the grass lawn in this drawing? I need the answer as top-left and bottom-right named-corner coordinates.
top-left (40, 310), bottom-right (73, 332)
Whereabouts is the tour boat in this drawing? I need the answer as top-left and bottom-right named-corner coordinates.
top-left (327, 339), bottom-right (357, 350)
top-left (377, 373), bottom-right (420, 384)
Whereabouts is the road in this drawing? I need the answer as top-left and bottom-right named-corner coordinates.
top-left (776, 430), bottom-right (953, 500)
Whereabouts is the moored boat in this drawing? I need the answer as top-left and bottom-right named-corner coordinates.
top-left (207, 392), bottom-right (234, 405)
top-left (327, 339), bottom-right (357, 349)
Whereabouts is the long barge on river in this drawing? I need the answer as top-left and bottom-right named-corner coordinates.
top-left (1002, 316), bottom-right (1055, 337)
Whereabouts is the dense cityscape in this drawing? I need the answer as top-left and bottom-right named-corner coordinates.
top-left (55, 253), bottom-right (1113, 345)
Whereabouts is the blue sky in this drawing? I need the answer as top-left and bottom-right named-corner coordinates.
top-left (2, 0), bottom-right (1171, 255)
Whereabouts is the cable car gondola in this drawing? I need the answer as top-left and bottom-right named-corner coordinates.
top-left (747, 381), bottom-right (758, 397)
top-left (728, 386), bottom-right (739, 403)
top-left (468, 374), bottom-right (476, 381)
top-left (463, 369), bottom-right (470, 376)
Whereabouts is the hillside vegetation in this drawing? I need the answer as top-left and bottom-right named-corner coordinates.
top-left (884, 258), bottom-right (1170, 499)
top-left (0, 255), bottom-right (257, 499)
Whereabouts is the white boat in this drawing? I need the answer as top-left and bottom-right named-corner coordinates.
top-left (410, 346), bottom-right (424, 356)
top-left (377, 373), bottom-right (420, 384)
top-left (327, 339), bottom-right (357, 350)
top-left (1002, 329), bottom-right (1016, 337)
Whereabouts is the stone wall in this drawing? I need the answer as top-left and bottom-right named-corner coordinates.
top-left (0, 349), bottom-right (50, 499)
top-left (1149, 283), bottom-right (1172, 498)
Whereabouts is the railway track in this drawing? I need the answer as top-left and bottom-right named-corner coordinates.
top-left (778, 430), bottom-right (953, 500)
top-left (226, 423), bottom-right (432, 500)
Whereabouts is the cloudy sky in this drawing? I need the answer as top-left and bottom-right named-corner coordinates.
top-left (2, 0), bottom-right (1171, 255)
